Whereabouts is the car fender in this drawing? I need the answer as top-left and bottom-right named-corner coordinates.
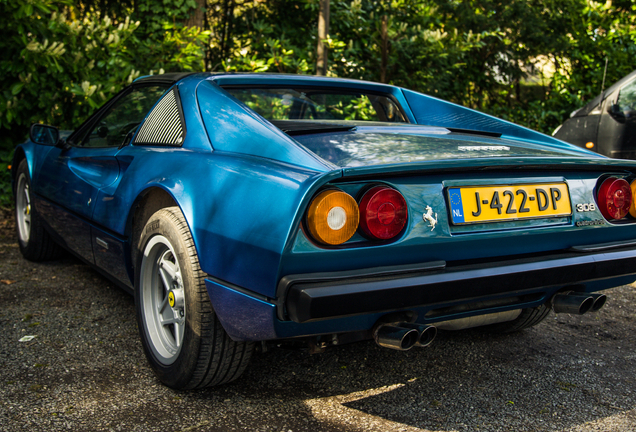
top-left (92, 147), bottom-right (338, 298)
top-left (12, 141), bottom-right (55, 192)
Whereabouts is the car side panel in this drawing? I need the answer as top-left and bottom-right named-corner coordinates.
top-left (91, 226), bottom-right (132, 289)
top-left (596, 89), bottom-right (636, 159)
top-left (553, 115), bottom-right (601, 151)
top-left (13, 142), bottom-right (94, 262)
top-left (89, 145), bottom-right (333, 297)
top-left (33, 196), bottom-right (94, 263)
top-left (13, 141), bottom-right (52, 187)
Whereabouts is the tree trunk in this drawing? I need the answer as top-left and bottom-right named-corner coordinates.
top-left (316, 0), bottom-right (330, 76)
top-left (185, 0), bottom-right (207, 28)
top-left (380, 14), bottom-right (388, 83)
top-left (220, 0), bottom-right (235, 60)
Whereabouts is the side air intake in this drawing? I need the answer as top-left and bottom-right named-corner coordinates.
top-left (134, 87), bottom-right (186, 146)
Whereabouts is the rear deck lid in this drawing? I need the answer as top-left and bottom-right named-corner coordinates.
top-left (290, 123), bottom-right (596, 169)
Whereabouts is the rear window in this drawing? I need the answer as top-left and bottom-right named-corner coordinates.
top-left (224, 87), bottom-right (407, 123)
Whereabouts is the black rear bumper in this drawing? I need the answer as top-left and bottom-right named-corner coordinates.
top-left (280, 244), bottom-right (636, 323)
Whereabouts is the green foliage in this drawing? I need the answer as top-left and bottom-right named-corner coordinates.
top-left (207, 0), bottom-right (636, 134)
top-left (228, 88), bottom-right (395, 121)
top-left (0, 0), bottom-right (209, 151)
top-left (0, 149), bottom-right (14, 208)
top-left (211, 1), bottom-right (312, 73)
top-left (3, 0), bottom-right (636, 209)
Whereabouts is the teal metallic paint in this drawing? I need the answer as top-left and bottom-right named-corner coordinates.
top-left (196, 80), bottom-right (332, 170)
top-left (14, 73), bottom-right (636, 343)
top-left (279, 169), bottom-right (636, 278)
top-left (402, 88), bottom-right (600, 154)
top-left (293, 127), bottom-right (587, 168)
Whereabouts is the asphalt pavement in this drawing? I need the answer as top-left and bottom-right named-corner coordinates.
top-left (1, 210), bottom-right (636, 431)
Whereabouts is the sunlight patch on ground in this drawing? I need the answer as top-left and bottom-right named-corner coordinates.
top-left (304, 383), bottom-right (454, 432)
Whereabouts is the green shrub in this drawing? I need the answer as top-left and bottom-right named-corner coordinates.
top-left (0, 0), bottom-right (209, 152)
top-left (0, 149), bottom-right (14, 208)
top-left (0, 0), bottom-right (208, 208)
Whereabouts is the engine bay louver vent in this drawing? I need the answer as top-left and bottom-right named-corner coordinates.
top-left (134, 87), bottom-right (186, 146)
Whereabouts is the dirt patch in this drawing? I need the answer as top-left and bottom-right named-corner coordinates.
top-left (1, 209), bottom-right (636, 431)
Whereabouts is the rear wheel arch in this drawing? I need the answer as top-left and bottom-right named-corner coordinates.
top-left (11, 147), bottom-right (27, 186)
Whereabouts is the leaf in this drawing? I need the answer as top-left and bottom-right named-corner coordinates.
top-left (11, 82), bottom-right (24, 96)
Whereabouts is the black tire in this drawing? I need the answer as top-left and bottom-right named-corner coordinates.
top-left (483, 304), bottom-right (552, 334)
top-left (134, 207), bottom-right (253, 389)
top-left (14, 159), bottom-right (62, 261)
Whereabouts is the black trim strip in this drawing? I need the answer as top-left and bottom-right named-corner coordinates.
top-left (283, 248), bottom-right (636, 323)
top-left (569, 239), bottom-right (636, 252)
top-left (276, 261), bottom-right (446, 314)
top-left (446, 127), bottom-right (502, 138)
top-left (335, 161), bottom-right (636, 183)
top-left (134, 72), bottom-right (195, 85)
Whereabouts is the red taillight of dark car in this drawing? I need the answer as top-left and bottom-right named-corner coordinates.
top-left (597, 177), bottom-right (632, 220)
top-left (358, 186), bottom-right (408, 240)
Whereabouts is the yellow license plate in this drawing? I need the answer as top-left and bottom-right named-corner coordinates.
top-left (447, 183), bottom-right (572, 224)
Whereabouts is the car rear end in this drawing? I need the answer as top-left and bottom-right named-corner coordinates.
top-left (265, 131), bottom-right (636, 348)
top-left (204, 77), bottom-right (636, 350)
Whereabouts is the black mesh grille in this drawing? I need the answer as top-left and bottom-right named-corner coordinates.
top-left (134, 87), bottom-right (185, 146)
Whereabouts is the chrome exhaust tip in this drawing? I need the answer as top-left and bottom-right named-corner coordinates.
top-left (588, 293), bottom-right (607, 312)
top-left (552, 292), bottom-right (594, 315)
top-left (373, 324), bottom-right (419, 351)
top-left (400, 323), bottom-right (437, 347)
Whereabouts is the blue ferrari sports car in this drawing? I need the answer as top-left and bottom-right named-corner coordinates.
top-left (14, 72), bottom-right (636, 389)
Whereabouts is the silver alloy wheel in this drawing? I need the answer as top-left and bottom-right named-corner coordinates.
top-left (139, 235), bottom-right (186, 365)
top-left (16, 173), bottom-right (31, 243)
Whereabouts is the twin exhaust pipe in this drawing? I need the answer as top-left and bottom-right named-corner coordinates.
top-left (373, 323), bottom-right (437, 351)
top-left (551, 291), bottom-right (607, 315)
top-left (372, 291), bottom-right (606, 351)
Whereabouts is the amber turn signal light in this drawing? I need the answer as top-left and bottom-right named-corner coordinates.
top-left (629, 179), bottom-right (636, 218)
top-left (585, 142), bottom-right (594, 149)
top-left (307, 189), bottom-right (360, 245)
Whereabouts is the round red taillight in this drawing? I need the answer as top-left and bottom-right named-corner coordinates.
top-left (598, 177), bottom-right (632, 220)
top-left (359, 186), bottom-right (408, 240)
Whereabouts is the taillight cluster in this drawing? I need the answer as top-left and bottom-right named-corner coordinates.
top-left (597, 177), bottom-right (634, 221)
top-left (306, 186), bottom-right (408, 245)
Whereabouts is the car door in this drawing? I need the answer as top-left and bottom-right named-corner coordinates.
top-left (597, 78), bottom-right (636, 159)
top-left (34, 84), bottom-right (170, 262)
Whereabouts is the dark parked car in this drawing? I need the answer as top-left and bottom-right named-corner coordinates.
top-left (554, 69), bottom-right (636, 158)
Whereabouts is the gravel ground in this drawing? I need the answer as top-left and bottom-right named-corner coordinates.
top-left (1, 208), bottom-right (636, 432)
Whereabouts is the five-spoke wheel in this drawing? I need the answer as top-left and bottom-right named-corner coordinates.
top-left (135, 207), bottom-right (254, 389)
top-left (14, 160), bottom-right (61, 261)
top-left (139, 235), bottom-right (186, 365)
top-left (15, 171), bottom-right (31, 244)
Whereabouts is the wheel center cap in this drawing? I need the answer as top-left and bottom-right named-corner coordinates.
top-left (168, 289), bottom-right (184, 309)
